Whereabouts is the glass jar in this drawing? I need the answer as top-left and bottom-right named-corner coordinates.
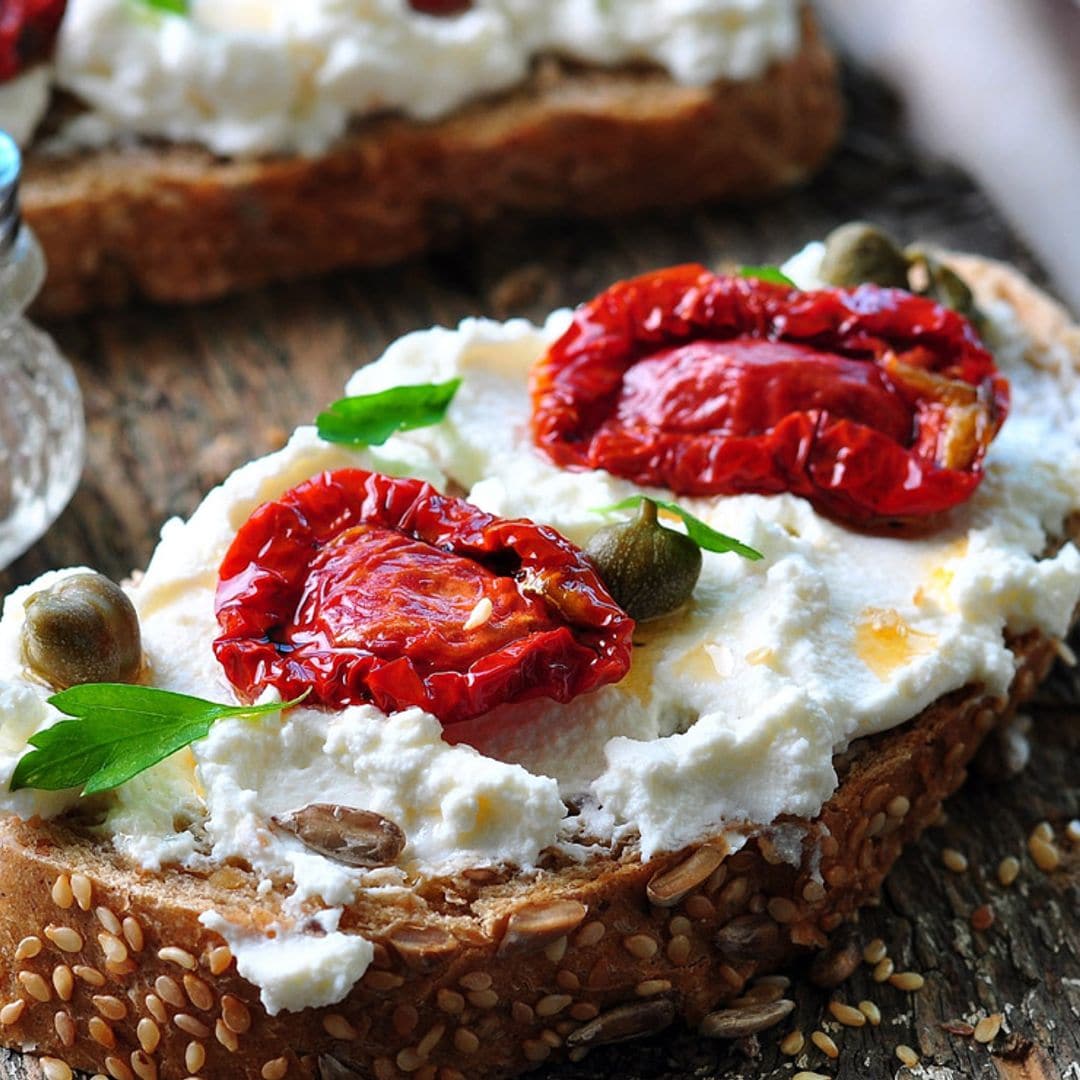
top-left (0, 130), bottom-right (85, 570)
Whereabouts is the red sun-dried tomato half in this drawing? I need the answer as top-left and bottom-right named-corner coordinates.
top-left (530, 265), bottom-right (1009, 526)
top-left (0, 0), bottom-right (65, 82)
top-left (213, 469), bottom-right (633, 724)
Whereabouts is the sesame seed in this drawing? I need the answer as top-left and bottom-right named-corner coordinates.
top-left (803, 880), bottom-right (827, 903)
top-left (636, 979), bottom-right (672, 997)
top-left (570, 1003), bottom-right (599, 1021)
top-left (624, 934), bottom-right (659, 960)
top-left (794, 1072), bottom-right (832, 1079)
top-left (208, 945), bottom-right (233, 975)
top-left (974, 1013), bottom-right (1003, 1043)
top-left (858, 1000), bottom-right (881, 1026)
top-left (467, 988), bottom-right (499, 1009)
top-left (396, 1047), bottom-right (426, 1071)
top-left (98, 933), bottom-right (128, 965)
top-left (540, 1027), bottom-right (562, 1049)
top-left (576, 920), bottom-right (605, 948)
top-left (556, 969), bottom-right (580, 992)
top-left (862, 938), bottom-right (887, 965)
top-left (88, 1016), bottom-right (116, 1048)
top-left (543, 935), bottom-right (568, 963)
top-left (184, 974), bottom-right (214, 1011)
top-left (666, 934), bottom-right (691, 965)
top-left (184, 1041), bottom-right (206, 1073)
top-left (45, 925), bottom-right (84, 954)
top-left (18, 970), bottom-right (51, 1002)
top-left (53, 1010), bottom-right (75, 1048)
top-left (997, 856), bottom-right (1021, 887)
top-left (393, 1004), bottom-right (419, 1036)
top-left (872, 957), bottom-right (895, 983)
top-left (1028, 835), bottom-right (1061, 873)
top-left (95, 907), bottom-right (121, 935)
top-left (130, 1050), bottom-right (157, 1080)
top-left (971, 904), bottom-right (995, 932)
top-left (14, 936), bottom-right (42, 962)
top-left (889, 971), bottom-right (925, 992)
top-left (1066, 819), bottom-right (1080, 844)
top-left (69, 874), bottom-right (92, 911)
top-left (94, 995), bottom-right (127, 1021)
top-left (122, 917), bottom-right (145, 953)
top-left (144, 995), bottom-right (167, 1023)
top-left (437, 989), bottom-right (464, 1015)
top-left (174, 1013), bottom-right (211, 1038)
top-left (811, 1030), bottom-right (839, 1059)
top-left (684, 894), bottom-right (716, 920)
top-left (155, 975), bottom-right (185, 1008)
top-left (216, 1018), bottom-right (240, 1052)
top-left (767, 897), bottom-right (798, 924)
top-left (1032, 821), bottom-right (1054, 842)
top-left (323, 1013), bottom-right (358, 1040)
top-left (159, 946), bottom-right (197, 970)
top-left (828, 1001), bottom-right (867, 1027)
top-left (51, 875), bottom-right (74, 910)
top-left (511, 1001), bottom-right (534, 1025)
top-left (887, 795), bottom-right (911, 818)
top-left (40, 1059), bottom-right (73, 1080)
top-left (416, 1022), bottom-right (445, 1058)
top-left (105, 1055), bottom-right (134, 1080)
top-left (74, 965), bottom-right (106, 987)
top-left (668, 915), bottom-right (692, 937)
top-left (463, 596), bottom-right (493, 631)
top-left (0, 1000), bottom-right (25, 1026)
top-left (522, 1040), bottom-right (550, 1063)
top-left (896, 1044), bottom-right (920, 1067)
top-left (942, 848), bottom-right (969, 873)
top-left (137, 1018), bottom-right (161, 1054)
top-left (780, 1029), bottom-right (805, 1055)
top-left (261, 1058), bottom-right (288, 1080)
top-left (458, 971), bottom-right (492, 992)
top-left (52, 966), bottom-right (74, 1002)
top-left (454, 1027), bottom-right (480, 1054)
top-left (222, 994), bottom-right (252, 1034)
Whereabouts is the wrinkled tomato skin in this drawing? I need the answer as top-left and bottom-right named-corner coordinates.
top-left (0, 0), bottom-right (65, 81)
top-left (213, 469), bottom-right (633, 724)
top-left (408, 0), bottom-right (471, 14)
top-left (531, 265), bottom-right (1009, 526)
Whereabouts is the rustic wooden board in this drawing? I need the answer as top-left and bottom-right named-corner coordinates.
top-left (1, 72), bottom-right (1077, 1079)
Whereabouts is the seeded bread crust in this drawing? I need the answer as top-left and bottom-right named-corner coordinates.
top-left (22, 8), bottom-right (840, 317)
top-left (0, 256), bottom-right (1074, 1080)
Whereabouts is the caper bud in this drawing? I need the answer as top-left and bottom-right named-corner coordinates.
top-left (586, 499), bottom-right (702, 622)
top-left (819, 222), bottom-right (910, 288)
top-left (905, 246), bottom-right (988, 335)
top-left (21, 572), bottom-right (142, 690)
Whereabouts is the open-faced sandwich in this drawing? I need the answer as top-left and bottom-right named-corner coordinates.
top-left (1, 226), bottom-right (1078, 1079)
top-left (1, 0), bottom-right (842, 315)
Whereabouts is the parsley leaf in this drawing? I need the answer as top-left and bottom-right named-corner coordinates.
top-left (138, 0), bottom-right (188, 13)
top-left (594, 496), bottom-right (763, 560)
top-left (316, 379), bottom-right (462, 448)
top-left (738, 265), bottom-right (797, 288)
top-left (10, 685), bottom-right (306, 796)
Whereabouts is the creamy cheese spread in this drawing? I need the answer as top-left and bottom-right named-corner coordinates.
top-left (1, 244), bottom-right (1079, 1014)
top-left (4, 0), bottom-right (802, 156)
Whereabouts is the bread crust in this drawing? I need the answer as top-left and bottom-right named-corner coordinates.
top-left (21, 9), bottom-right (841, 317)
top-left (0, 256), bottom-right (1074, 1080)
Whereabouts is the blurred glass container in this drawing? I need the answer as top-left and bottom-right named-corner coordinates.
top-left (0, 130), bottom-right (84, 570)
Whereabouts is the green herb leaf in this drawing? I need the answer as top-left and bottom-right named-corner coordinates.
top-left (316, 379), bottom-right (462, 448)
top-left (593, 496), bottom-right (763, 561)
top-left (738, 265), bottom-right (797, 288)
top-left (138, 0), bottom-right (188, 13)
top-left (10, 685), bottom-right (307, 796)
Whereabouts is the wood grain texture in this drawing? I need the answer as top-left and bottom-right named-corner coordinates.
top-left (1, 70), bottom-right (1077, 1079)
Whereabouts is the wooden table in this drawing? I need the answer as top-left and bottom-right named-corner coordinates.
top-left (2, 72), bottom-right (1077, 1079)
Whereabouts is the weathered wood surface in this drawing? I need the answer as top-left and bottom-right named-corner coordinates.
top-left (1, 72), bottom-right (1077, 1079)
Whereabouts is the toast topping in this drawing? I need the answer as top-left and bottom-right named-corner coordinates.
top-left (213, 468), bottom-right (633, 722)
top-left (272, 804), bottom-right (406, 868)
top-left (530, 266), bottom-right (1009, 527)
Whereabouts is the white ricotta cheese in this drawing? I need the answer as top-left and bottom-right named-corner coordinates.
top-left (37, 0), bottom-right (801, 157)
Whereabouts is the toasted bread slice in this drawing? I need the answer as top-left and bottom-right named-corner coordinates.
top-left (0, 255), bottom-right (1075, 1080)
top-left (22, 9), bottom-right (841, 317)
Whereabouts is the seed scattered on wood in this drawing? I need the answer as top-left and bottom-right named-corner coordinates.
top-left (274, 804), bottom-right (407, 868)
top-left (889, 971), bottom-right (925, 992)
top-left (1028, 834), bottom-right (1061, 872)
top-left (872, 957), bottom-right (895, 983)
top-left (1066, 819), bottom-right (1080, 844)
top-left (997, 855), bottom-right (1021, 887)
top-left (699, 999), bottom-right (795, 1039)
top-left (811, 1030), bottom-right (839, 1059)
top-left (974, 1013), bottom-right (1003, 1043)
top-left (858, 1000), bottom-right (881, 1026)
top-left (942, 848), bottom-right (969, 873)
top-left (810, 929), bottom-right (861, 988)
top-left (896, 1044), bottom-right (920, 1067)
top-left (793, 1073), bottom-right (832, 1080)
top-left (780, 1029), bottom-right (805, 1055)
top-left (971, 904), bottom-right (995, 931)
top-left (863, 938), bottom-right (887, 964)
top-left (828, 1001), bottom-right (867, 1027)
top-left (1032, 821), bottom-right (1054, 842)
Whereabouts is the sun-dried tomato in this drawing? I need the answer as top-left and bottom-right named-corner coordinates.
top-left (213, 469), bottom-right (633, 724)
top-left (408, 0), bottom-right (471, 15)
top-left (531, 265), bottom-right (1009, 526)
top-left (0, 0), bottom-right (65, 82)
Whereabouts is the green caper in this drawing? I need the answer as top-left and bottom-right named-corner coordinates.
top-left (905, 246), bottom-right (988, 335)
top-left (819, 222), bottom-right (910, 288)
top-left (21, 572), bottom-right (142, 690)
top-left (586, 499), bottom-right (702, 622)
